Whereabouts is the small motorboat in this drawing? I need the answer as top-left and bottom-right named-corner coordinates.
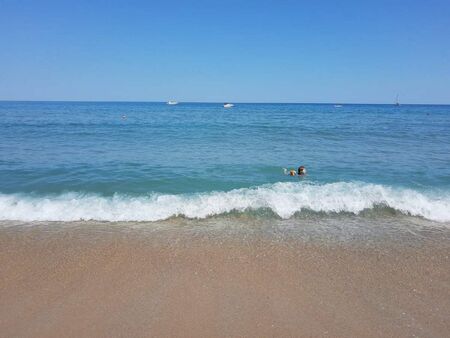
top-left (167, 101), bottom-right (178, 105)
top-left (223, 103), bottom-right (234, 108)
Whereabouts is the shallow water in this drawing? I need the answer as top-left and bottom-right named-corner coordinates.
top-left (0, 101), bottom-right (449, 224)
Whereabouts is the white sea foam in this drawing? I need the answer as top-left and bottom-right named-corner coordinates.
top-left (0, 182), bottom-right (449, 222)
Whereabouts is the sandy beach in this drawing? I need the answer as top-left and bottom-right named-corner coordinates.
top-left (1, 222), bottom-right (449, 338)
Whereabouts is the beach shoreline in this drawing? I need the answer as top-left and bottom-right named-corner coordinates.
top-left (1, 222), bottom-right (449, 337)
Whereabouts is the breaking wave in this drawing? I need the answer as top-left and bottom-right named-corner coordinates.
top-left (0, 182), bottom-right (449, 223)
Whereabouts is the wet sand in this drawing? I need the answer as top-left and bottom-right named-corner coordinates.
top-left (0, 223), bottom-right (449, 337)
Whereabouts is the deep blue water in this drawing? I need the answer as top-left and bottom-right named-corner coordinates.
top-left (0, 101), bottom-right (449, 222)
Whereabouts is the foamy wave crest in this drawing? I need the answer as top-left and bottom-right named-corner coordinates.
top-left (0, 182), bottom-right (449, 222)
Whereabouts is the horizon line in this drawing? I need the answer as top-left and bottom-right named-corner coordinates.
top-left (1, 99), bottom-right (449, 106)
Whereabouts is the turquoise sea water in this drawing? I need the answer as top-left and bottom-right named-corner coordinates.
top-left (0, 101), bottom-right (449, 224)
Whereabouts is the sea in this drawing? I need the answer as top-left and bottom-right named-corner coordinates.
top-left (1, 101), bottom-right (449, 239)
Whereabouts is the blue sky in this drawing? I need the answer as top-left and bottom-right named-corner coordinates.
top-left (0, 0), bottom-right (449, 103)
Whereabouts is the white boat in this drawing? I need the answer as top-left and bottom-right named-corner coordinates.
top-left (334, 104), bottom-right (343, 108)
top-left (223, 103), bottom-right (234, 108)
top-left (167, 101), bottom-right (178, 105)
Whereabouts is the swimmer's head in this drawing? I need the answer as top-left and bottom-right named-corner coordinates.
top-left (298, 166), bottom-right (306, 175)
top-left (289, 169), bottom-right (296, 176)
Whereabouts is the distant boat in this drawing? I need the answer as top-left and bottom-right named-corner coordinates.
top-left (334, 104), bottom-right (343, 108)
top-left (167, 101), bottom-right (178, 105)
top-left (395, 94), bottom-right (400, 106)
top-left (223, 103), bottom-right (234, 108)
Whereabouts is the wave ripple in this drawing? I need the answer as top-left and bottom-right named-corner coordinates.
top-left (0, 182), bottom-right (449, 222)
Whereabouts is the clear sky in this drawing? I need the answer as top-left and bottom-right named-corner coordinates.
top-left (0, 0), bottom-right (449, 103)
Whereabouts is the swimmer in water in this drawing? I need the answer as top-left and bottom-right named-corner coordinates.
top-left (298, 166), bottom-right (306, 176)
top-left (283, 166), bottom-right (307, 176)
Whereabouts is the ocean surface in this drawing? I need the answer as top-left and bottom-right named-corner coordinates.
top-left (0, 101), bottom-right (449, 231)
